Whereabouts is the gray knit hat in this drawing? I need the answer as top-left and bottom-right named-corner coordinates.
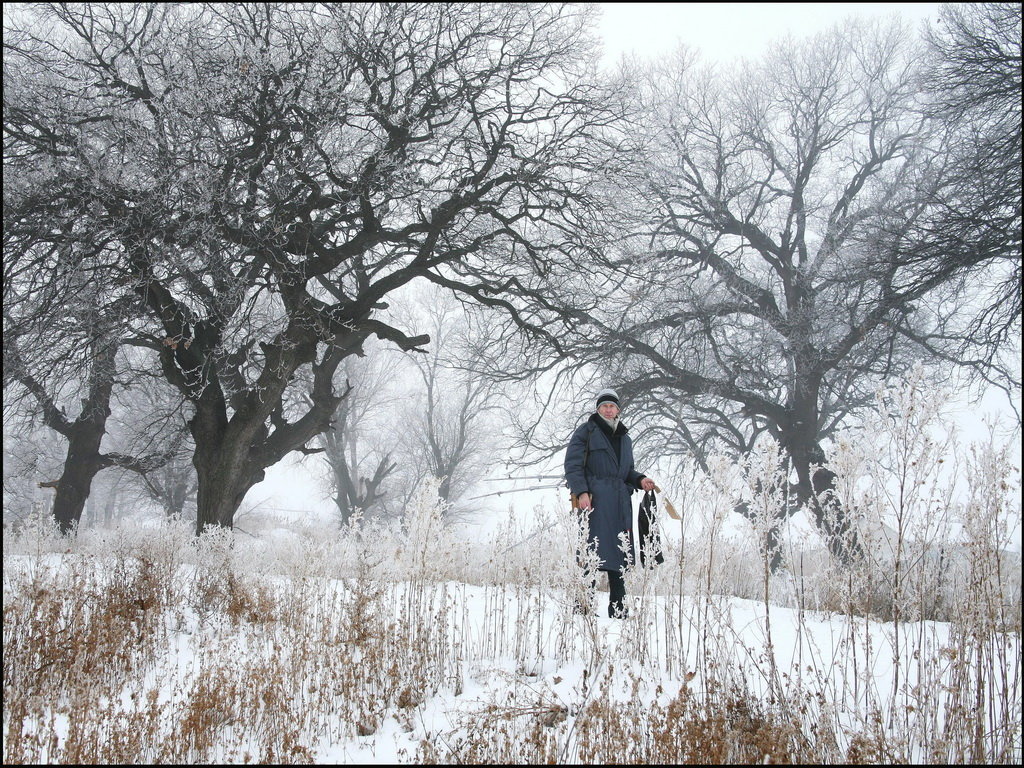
top-left (595, 388), bottom-right (620, 408)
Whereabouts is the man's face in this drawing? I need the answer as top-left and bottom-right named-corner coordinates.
top-left (597, 401), bottom-right (620, 420)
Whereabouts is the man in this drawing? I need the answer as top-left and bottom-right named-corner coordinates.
top-left (564, 388), bottom-right (656, 618)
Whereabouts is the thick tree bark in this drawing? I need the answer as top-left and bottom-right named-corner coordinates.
top-left (184, 328), bottom-right (347, 535)
top-left (193, 454), bottom-right (264, 533)
top-left (11, 340), bottom-right (117, 535)
top-left (188, 391), bottom-right (272, 534)
top-left (51, 417), bottom-right (110, 535)
top-left (437, 474), bottom-right (452, 505)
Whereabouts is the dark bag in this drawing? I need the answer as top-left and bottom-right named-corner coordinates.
top-left (637, 490), bottom-right (665, 567)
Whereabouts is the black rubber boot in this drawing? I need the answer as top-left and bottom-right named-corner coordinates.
top-left (607, 570), bottom-right (628, 618)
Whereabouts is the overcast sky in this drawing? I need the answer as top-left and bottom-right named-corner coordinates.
top-left (595, 2), bottom-right (944, 67)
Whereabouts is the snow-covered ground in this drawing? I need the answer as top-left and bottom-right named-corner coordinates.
top-left (3, 492), bottom-right (1020, 764)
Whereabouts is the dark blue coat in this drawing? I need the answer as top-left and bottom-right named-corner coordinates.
top-left (564, 414), bottom-right (646, 572)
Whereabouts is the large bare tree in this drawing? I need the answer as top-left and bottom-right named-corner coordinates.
top-left (3, 3), bottom-right (628, 533)
top-left (545, 19), bottom-right (1020, 563)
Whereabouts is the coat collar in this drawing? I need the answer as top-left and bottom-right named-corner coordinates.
top-left (589, 412), bottom-right (628, 438)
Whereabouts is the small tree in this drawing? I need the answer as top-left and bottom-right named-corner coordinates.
top-left (388, 287), bottom-right (507, 521)
top-left (317, 346), bottom-right (403, 526)
top-left (2, 419), bottom-right (65, 527)
top-left (110, 383), bottom-right (198, 519)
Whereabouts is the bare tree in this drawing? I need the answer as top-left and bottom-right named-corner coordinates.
top-left (106, 377), bottom-right (199, 519)
top-left (911, 3), bottom-right (1022, 374)
top-left (316, 344), bottom-right (403, 526)
top-left (3, 3), bottom-right (628, 533)
top-left (399, 288), bottom-right (506, 519)
top-left (545, 19), bottom-right (1020, 564)
top-left (134, 447), bottom-right (197, 519)
top-left (3, 296), bottom-right (171, 533)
